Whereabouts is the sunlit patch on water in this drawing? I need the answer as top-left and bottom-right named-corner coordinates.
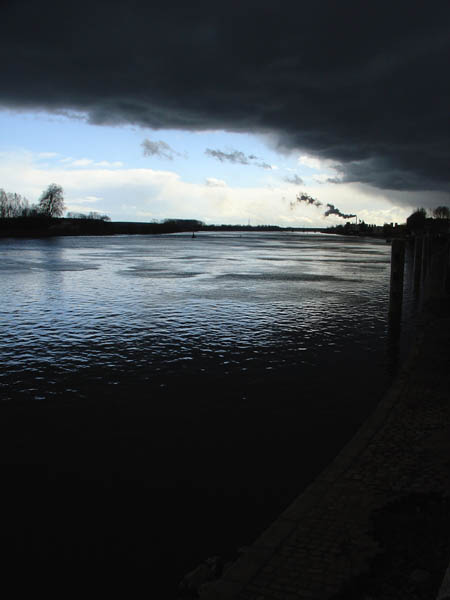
top-left (0, 232), bottom-right (392, 403)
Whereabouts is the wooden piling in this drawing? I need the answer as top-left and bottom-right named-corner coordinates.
top-left (389, 238), bottom-right (405, 324)
top-left (429, 236), bottom-right (450, 299)
top-left (413, 235), bottom-right (423, 293)
top-left (421, 234), bottom-right (430, 292)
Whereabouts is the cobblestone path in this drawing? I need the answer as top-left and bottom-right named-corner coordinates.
top-left (201, 304), bottom-right (450, 600)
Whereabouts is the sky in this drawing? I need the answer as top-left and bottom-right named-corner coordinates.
top-left (1, 1), bottom-right (449, 227)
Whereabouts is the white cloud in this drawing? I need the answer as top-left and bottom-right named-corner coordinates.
top-left (58, 157), bottom-right (123, 168)
top-left (298, 154), bottom-right (338, 171)
top-left (0, 148), bottom-right (421, 226)
top-left (205, 177), bottom-right (227, 187)
top-left (69, 195), bottom-right (102, 205)
top-left (298, 155), bottom-right (323, 170)
top-left (37, 151), bottom-right (59, 159)
top-left (297, 154), bottom-right (344, 187)
top-left (95, 160), bottom-right (123, 168)
top-left (71, 158), bottom-right (94, 167)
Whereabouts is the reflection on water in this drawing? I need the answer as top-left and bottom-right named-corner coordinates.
top-left (0, 232), bottom-right (394, 595)
top-left (1, 232), bottom-right (392, 403)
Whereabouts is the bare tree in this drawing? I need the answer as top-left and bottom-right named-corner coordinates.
top-left (432, 206), bottom-right (450, 219)
top-left (87, 211), bottom-right (110, 221)
top-left (67, 211), bottom-right (87, 219)
top-left (0, 189), bottom-right (9, 218)
top-left (38, 184), bottom-right (65, 217)
top-left (67, 211), bottom-right (111, 221)
top-left (0, 189), bottom-right (32, 217)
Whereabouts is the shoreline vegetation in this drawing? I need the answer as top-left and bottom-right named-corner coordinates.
top-left (0, 216), bottom-right (405, 239)
top-left (3, 184), bottom-right (448, 240)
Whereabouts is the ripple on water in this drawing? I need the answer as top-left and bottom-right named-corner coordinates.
top-left (0, 233), bottom-right (391, 401)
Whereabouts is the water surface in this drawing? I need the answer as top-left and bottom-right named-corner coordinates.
top-left (1, 232), bottom-right (391, 402)
top-left (0, 232), bottom-right (393, 596)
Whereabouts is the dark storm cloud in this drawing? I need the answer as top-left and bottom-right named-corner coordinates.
top-left (1, 0), bottom-right (449, 203)
top-left (205, 148), bottom-right (272, 169)
top-left (283, 174), bottom-right (304, 186)
top-left (141, 139), bottom-right (180, 160)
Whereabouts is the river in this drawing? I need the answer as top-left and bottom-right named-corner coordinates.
top-left (0, 231), bottom-right (394, 596)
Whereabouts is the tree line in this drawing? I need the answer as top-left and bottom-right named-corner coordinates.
top-left (0, 184), bottom-right (65, 219)
top-left (66, 212), bottom-right (111, 221)
top-left (406, 206), bottom-right (450, 232)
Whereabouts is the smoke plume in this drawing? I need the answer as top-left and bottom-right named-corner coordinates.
top-left (290, 192), bottom-right (322, 210)
top-left (290, 193), bottom-right (357, 220)
top-left (324, 203), bottom-right (356, 219)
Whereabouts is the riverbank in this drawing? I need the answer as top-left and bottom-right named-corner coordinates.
top-left (0, 216), bottom-right (395, 238)
top-left (200, 297), bottom-right (450, 599)
top-left (0, 216), bottom-right (201, 237)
